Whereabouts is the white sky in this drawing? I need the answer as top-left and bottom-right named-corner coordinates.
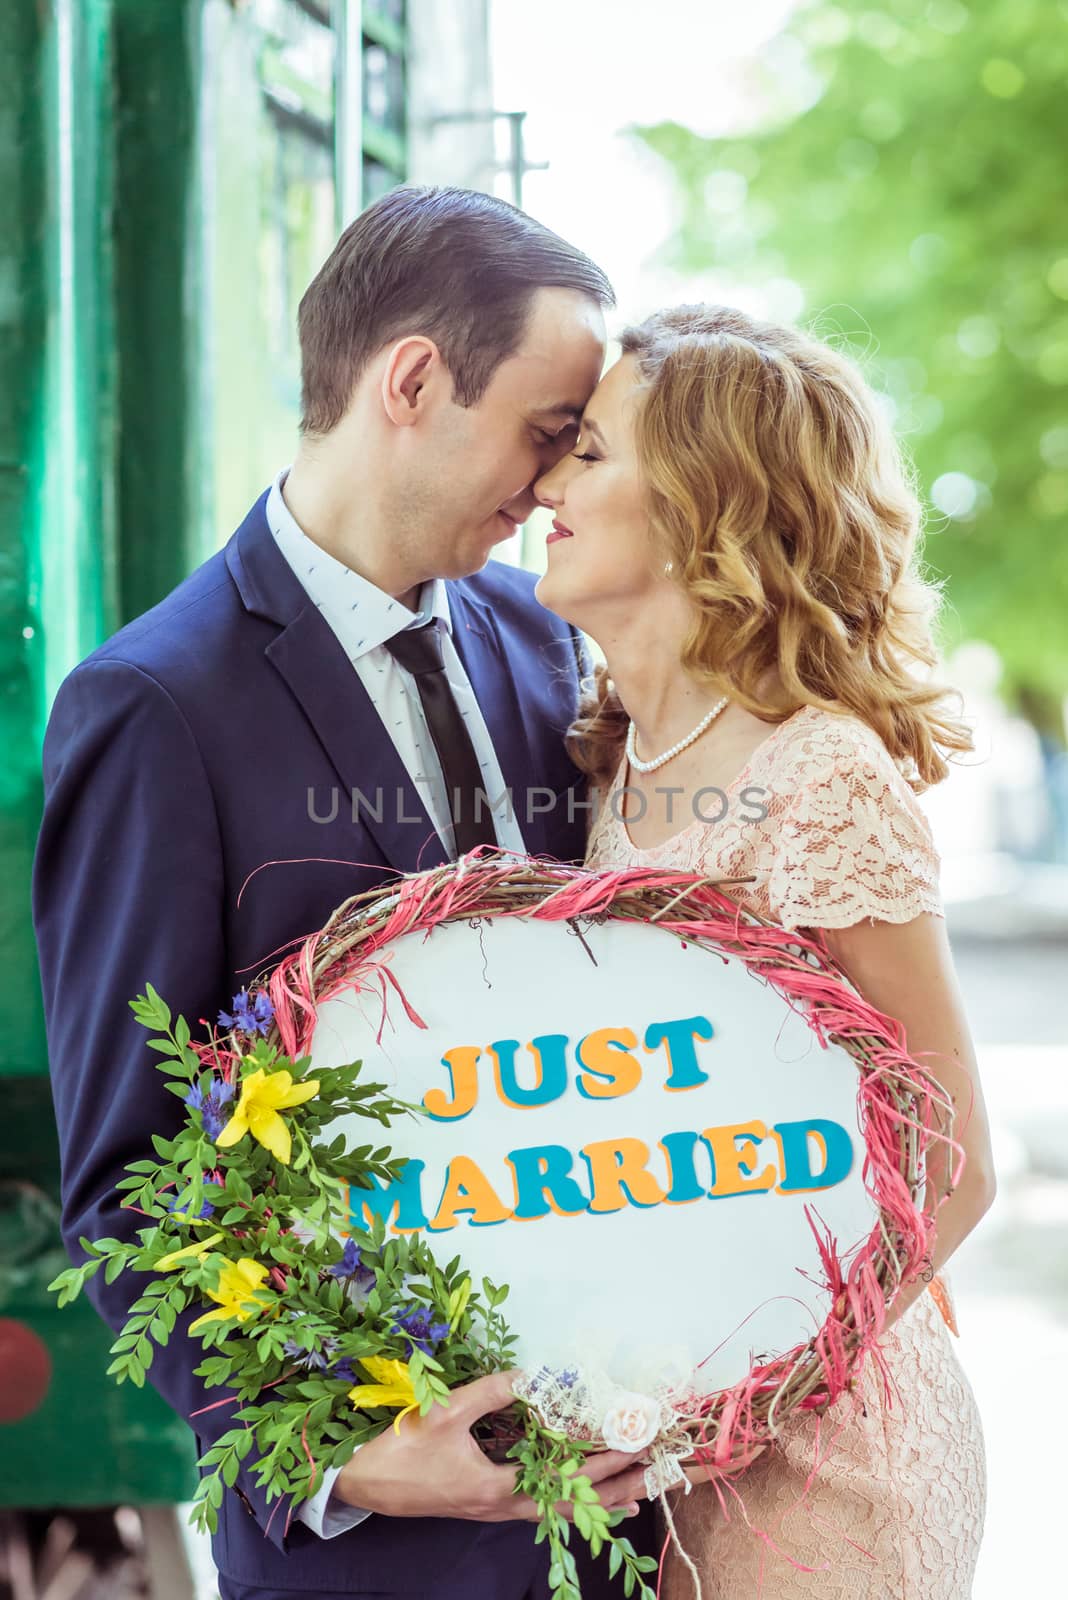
top-left (489, 0), bottom-right (800, 322)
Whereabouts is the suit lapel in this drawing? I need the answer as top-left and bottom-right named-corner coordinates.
top-left (265, 612), bottom-right (449, 874)
top-left (226, 499), bottom-right (449, 876)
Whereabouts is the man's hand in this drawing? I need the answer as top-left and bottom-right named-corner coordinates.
top-left (335, 1371), bottom-right (649, 1521)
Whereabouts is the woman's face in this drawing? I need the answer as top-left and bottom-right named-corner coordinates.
top-left (534, 355), bottom-right (673, 630)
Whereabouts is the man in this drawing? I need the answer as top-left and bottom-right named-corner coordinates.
top-left (33, 186), bottom-right (655, 1599)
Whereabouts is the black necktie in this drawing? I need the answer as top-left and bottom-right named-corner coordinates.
top-left (383, 618), bottom-right (499, 856)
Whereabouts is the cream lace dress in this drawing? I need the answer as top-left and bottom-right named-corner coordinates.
top-left (585, 704), bottom-right (986, 1599)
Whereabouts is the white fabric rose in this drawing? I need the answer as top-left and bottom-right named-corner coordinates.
top-left (601, 1391), bottom-right (661, 1454)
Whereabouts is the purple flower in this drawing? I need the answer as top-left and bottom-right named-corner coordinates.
top-left (390, 1302), bottom-right (450, 1357)
top-left (283, 1336), bottom-right (339, 1373)
top-left (168, 1192), bottom-right (215, 1221)
top-left (218, 989), bottom-right (274, 1037)
top-left (185, 1077), bottom-right (235, 1141)
top-left (326, 1239), bottom-right (376, 1294)
top-left (332, 1358), bottom-right (358, 1383)
top-left (327, 1238), bottom-right (361, 1277)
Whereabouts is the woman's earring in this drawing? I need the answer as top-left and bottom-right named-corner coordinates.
top-left (663, 560), bottom-right (675, 577)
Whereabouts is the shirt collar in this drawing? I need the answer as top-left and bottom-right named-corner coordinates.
top-left (266, 470), bottom-right (451, 658)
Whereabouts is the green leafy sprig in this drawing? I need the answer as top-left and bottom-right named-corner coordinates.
top-left (510, 1406), bottom-right (659, 1599)
top-left (47, 986), bottom-right (658, 1597)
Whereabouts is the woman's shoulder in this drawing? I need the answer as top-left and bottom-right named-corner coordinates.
top-left (759, 705), bottom-right (943, 929)
top-left (763, 703), bottom-right (925, 802)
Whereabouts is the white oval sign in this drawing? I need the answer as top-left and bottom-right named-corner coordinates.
top-left (311, 915), bottom-right (877, 1395)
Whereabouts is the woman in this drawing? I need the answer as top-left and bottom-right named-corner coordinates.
top-left (534, 305), bottom-right (993, 1599)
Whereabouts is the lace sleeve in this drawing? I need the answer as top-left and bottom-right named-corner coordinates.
top-left (767, 748), bottom-right (944, 932)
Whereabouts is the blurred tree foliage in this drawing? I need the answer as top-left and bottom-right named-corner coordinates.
top-left (638, 0), bottom-right (1068, 730)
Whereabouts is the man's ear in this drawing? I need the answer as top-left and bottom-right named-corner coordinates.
top-left (380, 336), bottom-right (443, 427)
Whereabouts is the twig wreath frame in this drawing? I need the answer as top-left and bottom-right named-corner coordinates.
top-left (267, 852), bottom-right (956, 1468)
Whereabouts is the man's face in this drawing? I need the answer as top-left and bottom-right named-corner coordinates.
top-left (409, 288), bottom-right (607, 580)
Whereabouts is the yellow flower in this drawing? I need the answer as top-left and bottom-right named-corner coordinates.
top-left (189, 1258), bottom-right (271, 1333)
top-left (155, 1232), bottom-right (224, 1271)
top-left (348, 1356), bottom-right (420, 1432)
top-left (214, 1067), bottom-right (319, 1164)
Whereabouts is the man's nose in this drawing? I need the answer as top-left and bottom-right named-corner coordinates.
top-left (534, 458), bottom-right (566, 508)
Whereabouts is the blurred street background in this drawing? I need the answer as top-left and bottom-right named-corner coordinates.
top-left (2, 0), bottom-right (1065, 1595)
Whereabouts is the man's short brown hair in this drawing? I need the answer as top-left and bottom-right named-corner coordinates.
top-left (297, 185), bottom-right (615, 434)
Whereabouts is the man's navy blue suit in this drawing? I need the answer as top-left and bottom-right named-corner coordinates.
top-left (32, 493), bottom-right (652, 1597)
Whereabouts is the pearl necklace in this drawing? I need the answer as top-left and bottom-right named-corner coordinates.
top-left (626, 696), bottom-right (730, 774)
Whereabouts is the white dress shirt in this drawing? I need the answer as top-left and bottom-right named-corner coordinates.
top-left (266, 471), bottom-right (525, 1537)
top-left (267, 472), bottom-right (527, 861)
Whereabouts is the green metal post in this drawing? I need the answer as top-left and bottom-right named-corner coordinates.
top-left (0, 0), bottom-right (51, 1092)
top-left (112, 0), bottom-right (205, 620)
top-left (1, 0), bottom-right (120, 1074)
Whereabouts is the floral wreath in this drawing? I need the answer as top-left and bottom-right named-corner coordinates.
top-left (51, 855), bottom-right (957, 1600)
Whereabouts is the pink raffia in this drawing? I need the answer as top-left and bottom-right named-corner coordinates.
top-left (235, 848), bottom-right (959, 1484)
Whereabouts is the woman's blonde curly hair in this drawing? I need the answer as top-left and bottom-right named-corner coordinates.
top-left (567, 305), bottom-right (972, 793)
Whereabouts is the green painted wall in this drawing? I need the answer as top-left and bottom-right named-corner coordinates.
top-left (0, 0), bottom-right (195, 1506)
top-left (203, 0), bottom-right (340, 540)
top-left (0, 0), bottom-right (411, 1506)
